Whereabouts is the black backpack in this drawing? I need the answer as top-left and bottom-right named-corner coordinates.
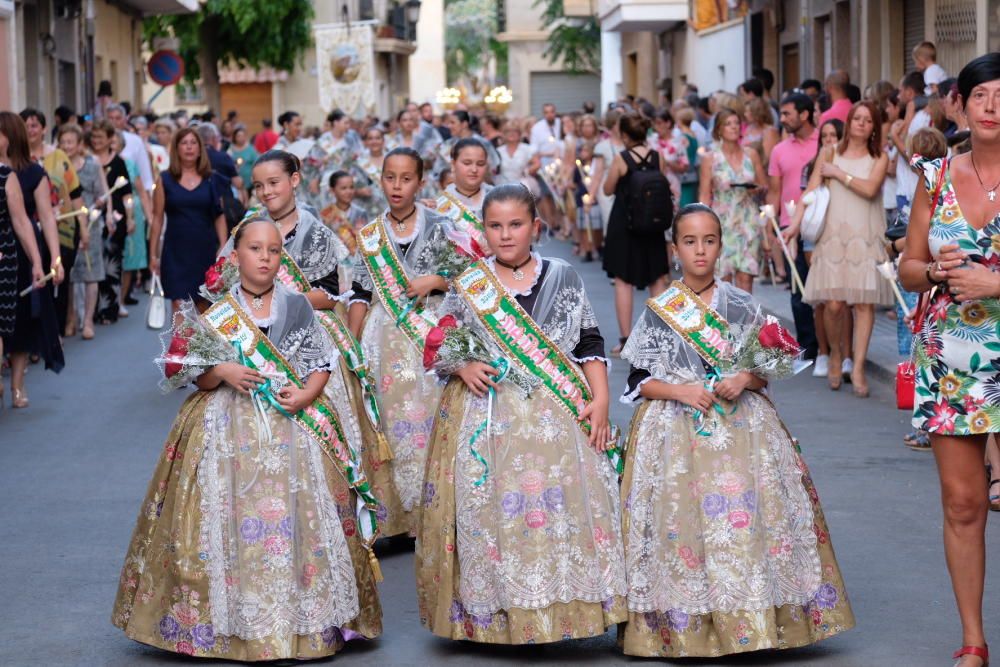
top-left (622, 148), bottom-right (673, 234)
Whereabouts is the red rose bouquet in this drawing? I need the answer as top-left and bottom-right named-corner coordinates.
top-left (727, 314), bottom-right (806, 379)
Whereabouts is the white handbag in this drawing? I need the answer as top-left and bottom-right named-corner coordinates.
top-left (799, 184), bottom-right (830, 245)
top-left (147, 274), bottom-right (166, 330)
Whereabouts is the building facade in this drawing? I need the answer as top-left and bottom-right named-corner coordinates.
top-left (596, 0), bottom-right (998, 109)
top-left (497, 0), bottom-right (601, 117)
top-left (4, 0), bottom-right (196, 116)
top-left (149, 0), bottom-right (440, 132)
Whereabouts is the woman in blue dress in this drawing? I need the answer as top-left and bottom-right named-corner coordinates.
top-left (149, 127), bottom-right (226, 316)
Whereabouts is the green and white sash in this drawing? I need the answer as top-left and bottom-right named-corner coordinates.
top-left (646, 281), bottom-right (734, 435)
top-left (273, 249), bottom-right (383, 432)
top-left (455, 261), bottom-right (624, 474)
top-left (358, 217), bottom-right (438, 352)
top-left (203, 295), bottom-right (380, 547)
top-left (435, 191), bottom-right (488, 257)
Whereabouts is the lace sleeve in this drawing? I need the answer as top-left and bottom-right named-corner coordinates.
top-left (284, 316), bottom-right (340, 378)
top-left (620, 307), bottom-right (704, 385)
top-left (621, 366), bottom-right (653, 403)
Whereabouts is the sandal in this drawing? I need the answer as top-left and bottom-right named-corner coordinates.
top-left (611, 336), bottom-right (628, 358)
top-left (953, 645), bottom-right (989, 666)
top-left (906, 431), bottom-right (932, 451)
top-left (990, 479), bottom-right (1000, 512)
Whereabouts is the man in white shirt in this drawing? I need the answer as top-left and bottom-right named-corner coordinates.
top-left (106, 104), bottom-right (154, 193)
top-left (891, 71), bottom-right (931, 225)
top-left (529, 103), bottom-right (565, 229)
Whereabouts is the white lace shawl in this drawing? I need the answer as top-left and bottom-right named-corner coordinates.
top-left (356, 203), bottom-right (454, 291)
top-left (621, 281), bottom-right (760, 390)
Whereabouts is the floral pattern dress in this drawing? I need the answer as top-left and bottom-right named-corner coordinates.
top-left (912, 156), bottom-right (1000, 435)
top-left (618, 281), bottom-right (854, 657)
top-left (711, 148), bottom-right (762, 278)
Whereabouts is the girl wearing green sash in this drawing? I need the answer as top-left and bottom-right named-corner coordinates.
top-left (355, 147), bottom-right (468, 537)
top-left (440, 138), bottom-right (494, 220)
top-left (618, 204), bottom-right (854, 657)
top-left (113, 220), bottom-right (381, 660)
top-left (417, 184), bottom-right (627, 644)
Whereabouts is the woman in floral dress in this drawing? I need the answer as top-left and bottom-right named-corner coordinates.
top-left (418, 184), bottom-right (627, 643)
top-left (899, 53), bottom-right (1000, 667)
top-left (112, 219), bottom-right (381, 661)
top-left (620, 203), bottom-right (854, 657)
top-left (698, 108), bottom-right (767, 293)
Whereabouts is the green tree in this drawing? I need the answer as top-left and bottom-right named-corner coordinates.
top-left (534, 0), bottom-right (600, 74)
top-left (144, 0), bottom-right (314, 113)
top-left (445, 0), bottom-right (497, 86)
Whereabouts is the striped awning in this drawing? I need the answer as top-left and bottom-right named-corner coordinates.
top-left (218, 66), bottom-right (289, 85)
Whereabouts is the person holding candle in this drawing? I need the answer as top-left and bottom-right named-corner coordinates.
top-left (88, 119), bottom-right (133, 324)
top-left (618, 203), bottom-right (854, 657)
top-left (573, 140), bottom-right (602, 261)
top-left (227, 123), bottom-right (258, 199)
top-left (799, 101), bottom-right (891, 397)
top-left (149, 128), bottom-right (226, 317)
top-left (0, 113), bottom-right (47, 409)
top-left (59, 123), bottom-right (107, 340)
top-left (417, 183), bottom-right (627, 644)
top-left (1, 111), bottom-right (64, 408)
top-left (115, 130), bottom-right (152, 315)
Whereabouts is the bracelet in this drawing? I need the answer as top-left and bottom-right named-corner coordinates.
top-left (844, 174), bottom-right (854, 188)
top-left (926, 262), bottom-right (944, 285)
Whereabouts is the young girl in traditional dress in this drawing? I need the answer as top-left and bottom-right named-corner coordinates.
top-left (320, 170), bottom-right (368, 254)
top-left (618, 203), bottom-right (854, 657)
top-left (417, 184), bottom-right (628, 643)
top-left (112, 218), bottom-right (382, 661)
top-left (355, 146), bottom-right (473, 538)
top-left (439, 138), bottom-right (493, 219)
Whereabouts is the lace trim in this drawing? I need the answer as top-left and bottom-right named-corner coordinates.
top-left (569, 353), bottom-right (610, 367)
top-left (348, 296), bottom-right (371, 307)
top-left (318, 287), bottom-right (353, 304)
top-left (384, 209), bottom-right (424, 245)
top-left (484, 251), bottom-right (543, 297)
top-left (620, 375), bottom-right (654, 404)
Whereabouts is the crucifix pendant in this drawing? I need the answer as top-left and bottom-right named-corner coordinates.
top-left (990, 190), bottom-right (996, 202)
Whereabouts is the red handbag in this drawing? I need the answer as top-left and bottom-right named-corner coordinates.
top-left (896, 158), bottom-right (947, 411)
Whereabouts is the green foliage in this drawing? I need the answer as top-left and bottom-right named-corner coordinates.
top-left (143, 0), bottom-right (315, 82)
top-left (444, 0), bottom-right (498, 83)
top-left (534, 0), bottom-right (600, 74)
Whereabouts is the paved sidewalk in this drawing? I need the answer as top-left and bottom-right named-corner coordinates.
top-left (754, 278), bottom-right (904, 384)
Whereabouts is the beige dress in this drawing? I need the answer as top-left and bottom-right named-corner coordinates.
top-left (803, 153), bottom-right (893, 306)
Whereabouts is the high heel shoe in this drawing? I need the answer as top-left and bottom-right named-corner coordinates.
top-left (953, 645), bottom-right (989, 666)
top-left (851, 370), bottom-right (869, 398)
top-left (12, 387), bottom-right (28, 409)
top-left (827, 356), bottom-right (842, 391)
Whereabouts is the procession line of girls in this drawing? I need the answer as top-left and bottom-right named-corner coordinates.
top-left (112, 145), bottom-right (855, 660)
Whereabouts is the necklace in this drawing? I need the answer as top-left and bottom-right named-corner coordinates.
top-left (496, 255), bottom-right (532, 281)
top-left (387, 206), bottom-right (416, 233)
top-left (683, 278), bottom-right (715, 297)
top-left (241, 282), bottom-right (275, 311)
top-left (455, 185), bottom-right (481, 200)
top-left (273, 204), bottom-right (297, 223)
top-left (970, 152), bottom-right (1000, 202)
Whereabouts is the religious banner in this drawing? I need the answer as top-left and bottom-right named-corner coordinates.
top-left (314, 21), bottom-right (377, 118)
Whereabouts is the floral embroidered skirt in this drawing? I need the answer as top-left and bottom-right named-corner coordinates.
top-left (415, 380), bottom-right (628, 644)
top-left (111, 391), bottom-right (382, 661)
top-left (362, 306), bottom-right (443, 537)
top-left (619, 394), bottom-right (854, 658)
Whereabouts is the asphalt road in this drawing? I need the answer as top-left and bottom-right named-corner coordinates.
top-left (1, 237), bottom-right (998, 666)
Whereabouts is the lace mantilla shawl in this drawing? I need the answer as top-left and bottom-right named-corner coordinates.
top-left (157, 282), bottom-right (337, 391)
top-left (621, 281), bottom-right (760, 387)
top-left (435, 257), bottom-right (600, 389)
top-left (356, 203), bottom-right (454, 291)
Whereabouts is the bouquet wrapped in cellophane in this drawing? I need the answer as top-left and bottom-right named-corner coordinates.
top-left (723, 311), bottom-right (811, 380)
top-left (422, 312), bottom-right (539, 395)
top-left (156, 301), bottom-right (238, 392)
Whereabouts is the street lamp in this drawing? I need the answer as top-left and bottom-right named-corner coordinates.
top-left (404, 0), bottom-right (421, 24)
